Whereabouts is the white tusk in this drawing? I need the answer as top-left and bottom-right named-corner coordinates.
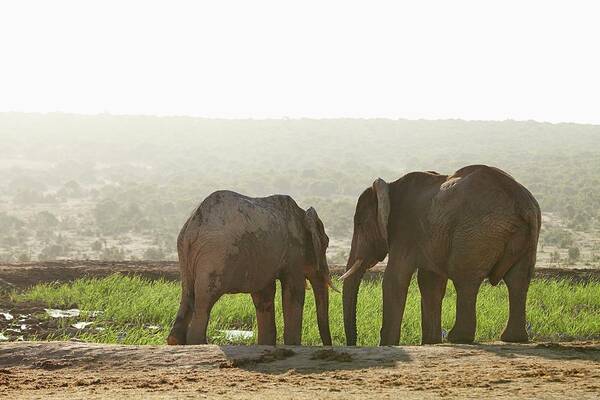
top-left (340, 259), bottom-right (363, 280)
top-left (327, 277), bottom-right (341, 293)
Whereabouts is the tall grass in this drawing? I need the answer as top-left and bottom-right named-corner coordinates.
top-left (11, 274), bottom-right (600, 345)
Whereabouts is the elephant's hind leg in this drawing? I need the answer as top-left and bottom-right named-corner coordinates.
top-left (251, 281), bottom-right (277, 345)
top-left (167, 280), bottom-right (194, 345)
top-left (448, 278), bottom-right (482, 344)
top-left (187, 282), bottom-right (220, 345)
top-left (418, 269), bottom-right (447, 344)
top-left (501, 256), bottom-right (532, 343)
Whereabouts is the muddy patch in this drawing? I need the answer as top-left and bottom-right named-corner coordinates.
top-left (32, 359), bottom-right (73, 370)
top-left (0, 298), bottom-right (48, 341)
top-left (536, 342), bottom-right (600, 352)
top-left (0, 296), bottom-right (105, 342)
top-left (310, 349), bottom-right (353, 362)
top-left (220, 348), bottom-right (296, 368)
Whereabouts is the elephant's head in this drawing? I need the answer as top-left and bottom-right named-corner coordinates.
top-left (342, 178), bottom-right (390, 345)
top-left (303, 206), bottom-right (334, 346)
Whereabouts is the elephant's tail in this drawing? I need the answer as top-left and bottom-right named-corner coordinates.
top-left (167, 219), bottom-right (195, 345)
top-left (523, 199), bottom-right (542, 280)
top-left (178, 226), bottom-right (196, 311)
top-left (488, 202), bottom-right (541, 286)
top-left (179, 218), bottom-right (197, 310)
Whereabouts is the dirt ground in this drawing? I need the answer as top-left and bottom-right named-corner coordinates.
top-left (0, 341), bottom-right (599, 399)
top-left (1, 261), bottom-right (600, 290)
top-left (1, 262), bottom-right (600, 399)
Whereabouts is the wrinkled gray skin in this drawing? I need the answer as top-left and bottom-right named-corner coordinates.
top-left (167, 190), bottom-right (332, 346)
top-left (343, 165), bottom-right (541, 346)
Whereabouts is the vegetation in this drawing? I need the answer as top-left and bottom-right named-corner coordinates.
top-left (10, 274), bottom-right (600, 345)
top-left (1, 113), bottom-right (600, 266)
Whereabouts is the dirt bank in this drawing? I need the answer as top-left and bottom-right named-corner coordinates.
top-left (0, 261), bottom-right (179, 289)
top-left (1, 261), bottom-right (599, 290)
top-left (0, 341), bottom-right (599, 399)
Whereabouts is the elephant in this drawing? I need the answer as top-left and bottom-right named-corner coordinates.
top-left (342, 165), bottom-right (541, 346)
top-left (167, 190), bottom-right (334, 346)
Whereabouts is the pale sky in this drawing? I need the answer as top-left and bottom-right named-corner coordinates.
top-left (1, 1), bottom-right (599, 124)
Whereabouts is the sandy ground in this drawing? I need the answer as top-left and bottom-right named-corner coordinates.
top-left (0, 341), bottom-right (599, 399)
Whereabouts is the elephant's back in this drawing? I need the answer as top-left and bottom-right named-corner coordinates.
top-left (177, 191), bottom-right (299, 292)
top-left (440, 165), bottom-right (536, 215)
top-left (190, 191), bottom-right (281, 229)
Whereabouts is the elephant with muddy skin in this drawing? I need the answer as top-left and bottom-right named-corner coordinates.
top-left (167, 190), bottom-right (334, 346)
top-left (342, 165), bottom-right (541, 346)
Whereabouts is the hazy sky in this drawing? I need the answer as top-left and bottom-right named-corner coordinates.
top-left (1, 1), bottom-right (599, 123)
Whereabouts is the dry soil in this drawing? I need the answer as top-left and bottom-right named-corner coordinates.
top-left (0, 341), bottom-right (599, 399)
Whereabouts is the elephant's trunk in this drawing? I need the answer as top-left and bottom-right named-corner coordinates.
top-left (312, 275), bottom-right (332, 346)
top-left (343, 257), bottom-right (367, 346)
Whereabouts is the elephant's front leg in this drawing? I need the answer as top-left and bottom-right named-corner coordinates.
top-left (418, 269), bottom-right (448, 344)
top-left (281, 274), bottom-right (306, 345)
top-left (380, 254), bottom-right (416, 346)
top-left (251, 280), bottom-right (277, 345)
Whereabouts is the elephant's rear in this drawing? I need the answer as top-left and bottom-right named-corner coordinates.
top-left (485, 167), bottom-right (540, 342)
top-left (167, 192), bottom-right (229, 345)
top-left (166, 212), bottom-right (199, 345)
top-left (515, 181), bottom-right (541, 281)
top-left (167, 191), bottom-right (291, 344)
top-left (444, 166), bottom-right (540, 285)
top-left (484, 167), bottom-right (541, 285)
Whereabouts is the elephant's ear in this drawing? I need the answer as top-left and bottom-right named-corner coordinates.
top-left (305, 207), bottom-right (325, 271)
top-left (372, 178), bottom-right (390, 243)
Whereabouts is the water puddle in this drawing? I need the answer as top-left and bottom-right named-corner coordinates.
top-left (1, 304), bottom-right (107, 342)
top-left (1, 312), bottom-right (14, 321)
top-left (145, 325), bottom-right (161, 331)
top-left (72, 322), bottom-right (94, 330)
top-left (18, 314), bottom-right (31, 321)
top-left (220, 329), bottom-right (254, 341)
top-left (45, 308), bottom-right (81, 318)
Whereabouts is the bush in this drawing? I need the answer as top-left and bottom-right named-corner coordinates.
top-left (99, 247), bottom-right (126, 261)
top-left (143, 247), bottom-right (165, 261)
top-left (91, 240), bottom-right (104, 252)
top-left (38, 244), bottom-right (68, 261)
top-left (568, 247), bottom-right (581, 263)
top-left (549, 250), bottom-right (561, 264)
top-left (32, 211), bottom-right (60, 229)
top-left (17, 252), bottom-right (31, 262)
top-left (543, 227), bottom-right (574, 248)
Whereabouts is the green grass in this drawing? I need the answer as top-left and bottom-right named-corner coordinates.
top-left (10, 274), bottom-right (600, 345)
